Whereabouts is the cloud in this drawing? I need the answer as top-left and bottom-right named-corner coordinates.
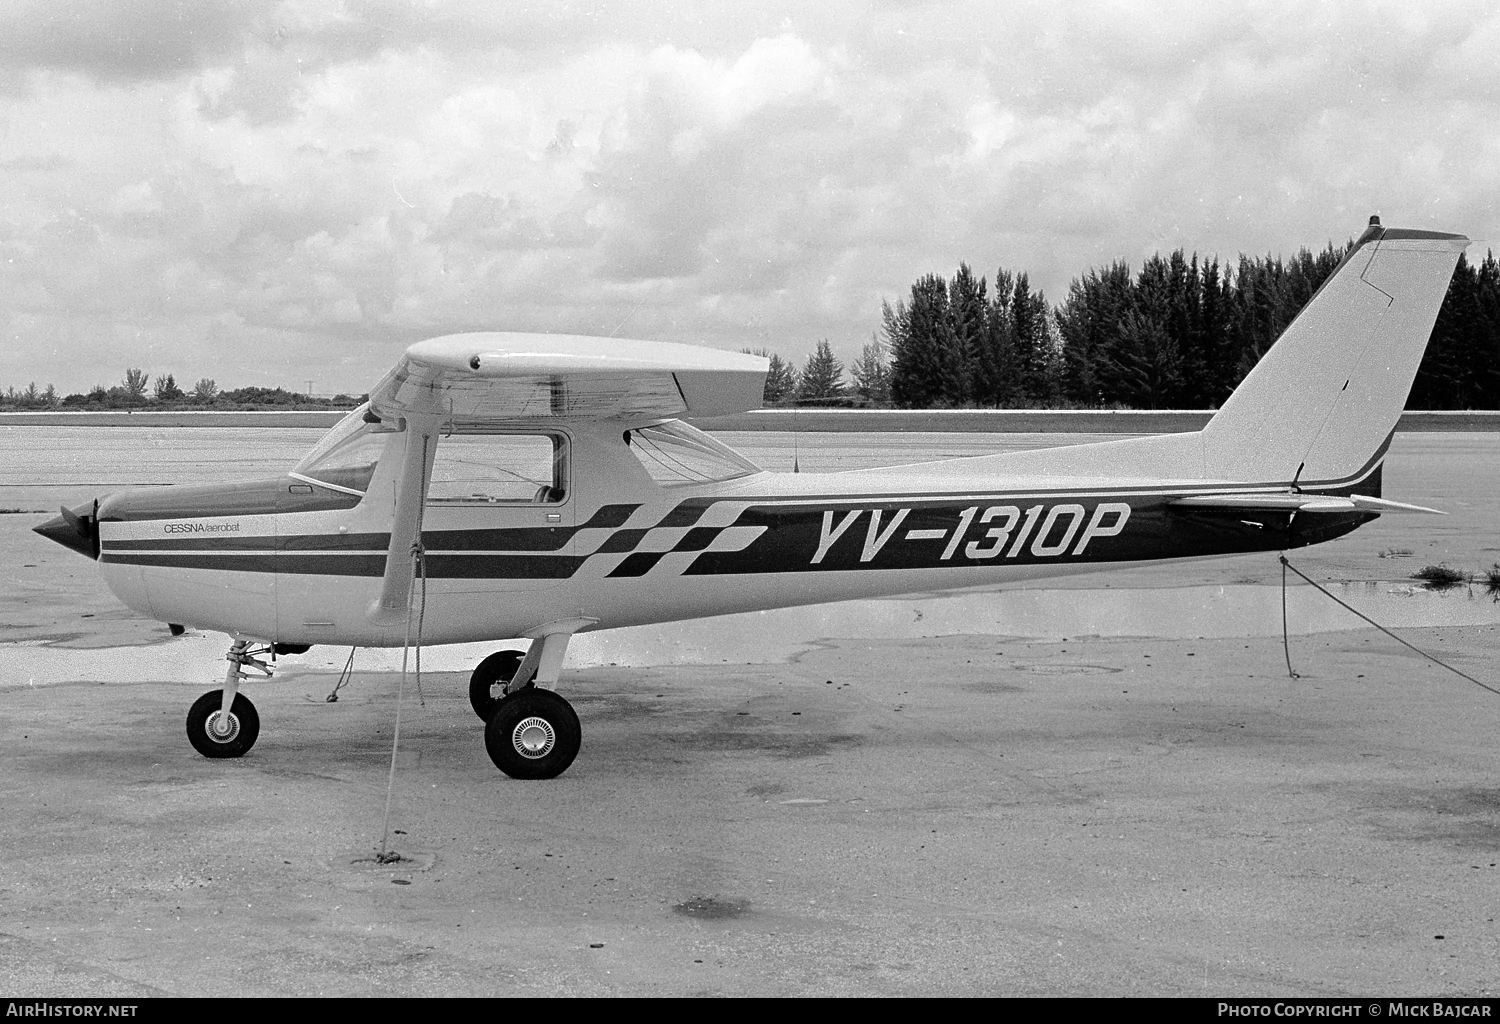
top-left (1, 2), bottom-right (1498, 395)
top-left (0, 0), bottom-right (271, 87)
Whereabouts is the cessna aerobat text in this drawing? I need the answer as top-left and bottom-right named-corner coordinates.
top-left (34, 219), bottom-right (1468, 779)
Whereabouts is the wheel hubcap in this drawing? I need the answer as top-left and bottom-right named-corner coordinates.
top-left (205, 710), bottom-right (240, 743)
top-left (512, 716), bottom-right (555, 759)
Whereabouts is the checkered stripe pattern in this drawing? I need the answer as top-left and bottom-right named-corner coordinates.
top-left (574, 501), bottom-right (765, 578)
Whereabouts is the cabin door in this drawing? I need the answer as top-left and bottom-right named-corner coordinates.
top-left (419, 429), bottom-right (577, 596)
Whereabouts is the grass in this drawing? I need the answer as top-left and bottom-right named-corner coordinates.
top-left (1411, 564), bottom-right (1470, 590)
top-left (1485, 564), bottom-right (1500, 598)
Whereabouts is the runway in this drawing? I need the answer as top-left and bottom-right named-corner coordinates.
top-left (2, 427), bottom-right (1499, 995)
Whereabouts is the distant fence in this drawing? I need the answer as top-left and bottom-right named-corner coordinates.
top-left (2, 409), bottom-right (1498, 432)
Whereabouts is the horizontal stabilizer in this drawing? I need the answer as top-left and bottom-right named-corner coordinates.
top-left (1171, 493), bottom-right (1445, 515)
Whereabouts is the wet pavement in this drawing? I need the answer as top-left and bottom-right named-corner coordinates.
top-left (4, 628), bottom-right (1500, 995)
top-left (2, 428), bottom-right (1500, 995)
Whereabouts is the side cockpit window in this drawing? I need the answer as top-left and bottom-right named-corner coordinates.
top-left (427, 432), bottom-right (568, 505)
top-left (624, 420), bottom-right (759, 486)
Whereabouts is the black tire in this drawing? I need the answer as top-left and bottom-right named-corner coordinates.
top-left (186, 690), bottom-right (260, 759)
top-left (484, 689), bottom-right (581, 780)
top-left (469, 648), bottom-right (525, 721)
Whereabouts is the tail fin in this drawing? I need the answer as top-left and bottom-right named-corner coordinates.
top-left (1200, 220), bottom-right (1467, 487)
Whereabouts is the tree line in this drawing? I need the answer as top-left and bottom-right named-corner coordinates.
top-left (752, 241), bottom-right (1499, 410)
top-left (5, 240), bottom-right (1496, 412)
top-left (0, 370), bottom-right (364, 411)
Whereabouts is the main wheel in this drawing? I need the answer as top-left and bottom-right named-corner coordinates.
top-left (469, 648), bottom-right (525, 721)
top-left (484, 689), bottom-right (582, 780)
top-left (186, 690), bottom-right (260, 759)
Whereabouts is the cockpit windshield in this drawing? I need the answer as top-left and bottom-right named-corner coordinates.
top-left (624, 420), bottom-right (761, 486)
top-left (290, 403), bottom-right (388, 495)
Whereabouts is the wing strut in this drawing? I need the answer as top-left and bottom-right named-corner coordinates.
top-left (368, 417), bottom-right (438, 626)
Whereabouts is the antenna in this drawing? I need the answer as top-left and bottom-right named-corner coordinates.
top-left (608, 297), bottom-right (648, 338)
top-left (792, 405), bottom-right (800, 474)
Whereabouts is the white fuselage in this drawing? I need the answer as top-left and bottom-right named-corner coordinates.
top-left (94, 418), bottom-right (1371, 647)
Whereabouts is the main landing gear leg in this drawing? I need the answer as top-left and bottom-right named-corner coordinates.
top-left (480, 630), bottom-right (583, 780)
top-left (185, 639), bottom-right (267, 759)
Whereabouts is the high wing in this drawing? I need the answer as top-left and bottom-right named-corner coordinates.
top-left (366, 333), bottom-right (769, 624)
top-left (367, 332), bottom-right (769, 424)
top-left (1170, 493), bottom-right (1445, 514)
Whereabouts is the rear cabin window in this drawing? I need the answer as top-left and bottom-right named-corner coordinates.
top-left (427, 433), bottom-right (568, 505)
top-left (624, 421), bottom-right (759, 486)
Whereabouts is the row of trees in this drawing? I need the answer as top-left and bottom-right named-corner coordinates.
top-left (8, 242), bottom-right (1496, 412)
top-left (752, 243), bottom-right (1499, 410)
top-left (869, 243), bottom-right (1365, 409)
top-left (746, 339), bottom-right (893, 406)
top-left (883, 266), bottom-right (1059, 407)
top-left (1408, 252), bottom-right (1500, 409)
top-left (0, 370), bottom-right (364, 411)
top-left (878, 244), bottom-right (1500, 409)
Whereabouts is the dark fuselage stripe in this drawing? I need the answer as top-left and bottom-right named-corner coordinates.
top-left (101, 552), bottom-right (588, 577)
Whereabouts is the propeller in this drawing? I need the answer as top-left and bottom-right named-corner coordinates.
top-left (33, 499), bottom-right (99, 560)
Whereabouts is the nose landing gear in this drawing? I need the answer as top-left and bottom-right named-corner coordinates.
top-left (185, 639), bottom-right (271, 759)
top-left (186, 690), bottom-right (260, 758)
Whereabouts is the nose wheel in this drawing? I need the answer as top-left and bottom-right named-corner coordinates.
top-left (186, 689), bottom-right (260, 758)
top-left (484, 688), bottom-right (581, 780)
top-left (186, 639), bottom-right (271, 759)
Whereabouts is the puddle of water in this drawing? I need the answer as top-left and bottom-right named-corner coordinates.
top-left (0, 635), bottom-right (525, 688)
top-left (569, 582), bottom-right (1500, 667)
top-left (674, 895), bottom-right (750, 920)
top-left (8, 583), bottom-right (1496, 684)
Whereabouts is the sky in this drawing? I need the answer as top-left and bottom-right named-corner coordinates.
top-left (1, 0), bottom-right (1497, 397)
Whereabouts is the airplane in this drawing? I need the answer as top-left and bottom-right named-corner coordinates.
top-left (33, 217), bottom-right (1467, 780)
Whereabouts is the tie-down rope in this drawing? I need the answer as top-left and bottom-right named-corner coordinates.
top-left (377, 541), bottom-right (427, 863)
top-left (1279, 554), bottom-right (1500, 698)
top-left (378, 434), bottom-right (432, 863)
